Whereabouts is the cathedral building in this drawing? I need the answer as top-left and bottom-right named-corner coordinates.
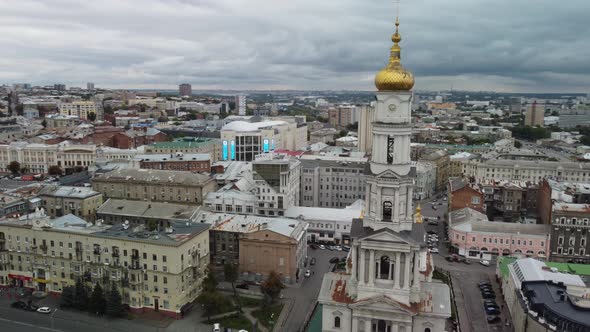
top-left (317, 15), bottom-right (452, 332)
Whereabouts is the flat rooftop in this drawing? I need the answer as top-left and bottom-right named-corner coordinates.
top-left (39, 185), bottom-right (101, 199)
top-left (92, 168), bottom-right (213, 185)
top-left (97, 198), bottom-right (200, 221)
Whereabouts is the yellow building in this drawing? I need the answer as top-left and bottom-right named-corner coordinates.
top-left (39, 185), bottom-right (103, 222)
top-left (0, 213), bottom-right (209, 319)
top-left (59, 101), bottom-right (98, 120)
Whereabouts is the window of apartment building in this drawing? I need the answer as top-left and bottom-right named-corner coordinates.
top-left (59, 242), bottom-right (63, 248)
top-left (236, 205), bottom-right (242, 213)
top-left (568, 248), bottom-right (575, 255)
top-left (226, 205), bottom-right (233, 212)
top-left (50, 240), bottom-right (54, 247)
top-left (569, 237), bottom-right (576, 246)
top-left (153, 254), bottom-right (157, 261)
top-left (163, 277), bottom-right (167, 284)
top-left (472, 237), bottom-right (476, 242)
top-left (216, 204), bottom-right (222, 211)
top-left (580, 248), bottom-right (586, 256)
top-left (153, 275), bottom-right (158, 282)
top-left (581, 238), bottom-right (586, 247)
top-left (143, 253), bottom-right (147, 259)
top-left (558, 236), bottom-right (564, 245)
top-left (246, 206), bottom-right (253, 213)
top-left (162, 255), bottom-right (167, 263)
top-left (471, 196), bottom-right (480, 204)
top-left (483, 238), bottom-right (486, 243)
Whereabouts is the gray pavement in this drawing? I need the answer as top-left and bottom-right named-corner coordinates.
top-left (280, 246), bottom-right (347, 332)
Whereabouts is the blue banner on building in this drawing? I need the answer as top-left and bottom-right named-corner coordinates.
top-left (230, 140), bottom-right (236, 160)
top-left (222, 140), bottom-right (228, 160)
top-left (263, 139), bottom-right (269, 152)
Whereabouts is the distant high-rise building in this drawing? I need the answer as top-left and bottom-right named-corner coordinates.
top-left (509, 97), bottom-right (522, 114)
top-left (235, 94), bottom-right (246, 115)
top-left (54, 84), bottom-right (66, 92)
top-left (179, 83), bottom-right (192, 96)
top-left (525, 101), bottom-right (545, 127)
top-left (87, 82), bottom-right (95, 91)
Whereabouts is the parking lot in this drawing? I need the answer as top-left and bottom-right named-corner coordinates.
top-left (419, 194), bottom-right (512, 332)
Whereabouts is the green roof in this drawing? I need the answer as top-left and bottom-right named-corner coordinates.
top-left (497, 256), bottom-right (517, 279)
top-left (546, 262), bottom-right (590, 276)
top-left (149, 137), bottom-right (219, 149)
top-left (305, 304), bottom-right (322, 332)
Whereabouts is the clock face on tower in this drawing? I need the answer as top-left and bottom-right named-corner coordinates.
top-left (388, 104), bottom-right (397, 112)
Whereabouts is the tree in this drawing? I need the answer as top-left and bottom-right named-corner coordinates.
top-left (157, 115), bottom-right (169, 123)
top-left (514, 141), bottom-right (522, 149)
top-left (48, 165), bottom-right (62, 176)
top-left (197, 292), bottom-right (224, 323)
top-left (260, 271), bottom-right (284, 304)
top-left (88, 283), bottom-right (106, 315)
top-left (73, 278), bottom-right (89, 311)
top-left (202, 268), bottom-right (218, 293)
top-left (7, 161), bottom-right (20, 175)
top-left (41, 119), bottom-right (47, 128)
top-left (106, 283), bottom-right (124, 318)
top-left (59, 286), bottom-right (75, 309)
top-left (224, 263), bottom-right (241, 312)
top-left (87, 112), bottom-right (97, 122)
top-left (581, 135), bottom-right (590, 146)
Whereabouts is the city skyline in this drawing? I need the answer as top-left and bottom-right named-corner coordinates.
top-left (1, 0), bottom-right (589, 92)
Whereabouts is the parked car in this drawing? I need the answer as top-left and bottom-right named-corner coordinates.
top-left (310, 244), bottom-right (318, 250)
top-left (482, 292), bottom-right (496, 299)
top-left (319, 245), bottom-right (326, 250)
top-left (304, 270), bottom-right (311, 278)
top-left (445, 256), bottom-right (453, 262)
top-left (478, 280), bottom-right (491, 287)
top-left (484, 300), bottom-right (497, 307)
top-left (310, 257), bottom-right (316, 265)
top-left (428, 220), bottom-right (438, 225)
top-left (429, 248), bottom-right (439, 253)
top-left (427, 230), bottom-right (437, 234)
top-left (485, 307), bottom-right (500, 315)
top-left (236, 283), bottom-right (249, 290)
top-left (461, 258), bottom-right (472, 265)
top-left (487, 316), bottom-right (501, 324)
top-left (213, 323), bottom-right (221, 332)
top-left (37, 307), bottom-right (51, 314)
top-left (329, 257), bottom-right (340, 264)
top-left (11, 301), bottom-right (27, 309)
top-left (480, 260), bottom-right (490, 266)
top-left (342, 246), bottom-right (350, 252)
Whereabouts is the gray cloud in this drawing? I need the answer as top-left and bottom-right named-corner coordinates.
top-left (0, 0), bottom-right (589, 92)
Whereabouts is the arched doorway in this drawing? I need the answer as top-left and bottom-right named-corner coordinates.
top-left (383, 201), bottom-right (392, 221)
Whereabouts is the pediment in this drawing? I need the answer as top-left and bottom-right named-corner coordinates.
top-left (359, 228), bottom-right (412, 245)
top-left (374, 168), bottom-right (401, 179)
top-left (351, 295), bottom-right (415, 315)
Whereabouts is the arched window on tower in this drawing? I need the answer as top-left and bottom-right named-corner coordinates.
top-left (382, 201), bottom-right (392, 221)
top-left (387, 135), bottom-right (395, 164)
top-left (379, 256), bottom-right (391, 279)
top-left (334, 316), bottom-right (341, 328)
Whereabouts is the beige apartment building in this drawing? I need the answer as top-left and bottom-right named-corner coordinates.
top-left (0, 213), bottom-right (210, 319)
top-left (92, 169), bottom-right (217, 205)
top-left (0, 141), bottom-right (96, 174)
top-left (524, 102), bottom-right (545, 127)
top-left (59, 101), bottom-right (98, 120)
top-left (39, 185), bottom-right (103, 222)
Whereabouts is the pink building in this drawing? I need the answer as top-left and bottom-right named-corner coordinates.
top-left (448, 208), bottom-right (550, 261)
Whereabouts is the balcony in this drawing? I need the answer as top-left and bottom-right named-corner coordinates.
top-left (129, 262), bottom-right (141, 270)
top-left (40, 244), bottom-right (48, 253)
top-left (93, 248), bottom-right (101, 255)
top-left (112, 251), bottom-right (120, 258)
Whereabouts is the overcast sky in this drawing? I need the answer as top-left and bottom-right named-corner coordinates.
top-left (1, 0), bottom-right (589, 92)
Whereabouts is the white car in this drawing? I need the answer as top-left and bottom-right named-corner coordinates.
top-left (305, 270), bottom-right (311, 278)
top-left (213, 323), bottom-right (221, 332)
top-left (480, 260), bottom-right (490, 266)
top-left (319, 245), bottom-right (326, 250)
top-left (429, 248), bottom-right (439, 253)
top-left (37, 307), bottom-right (51, 314)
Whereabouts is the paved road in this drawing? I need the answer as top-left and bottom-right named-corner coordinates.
top-left (281, 247), bottom-right (347, 332)
top-left (417, 195), bottom-right (513, 332)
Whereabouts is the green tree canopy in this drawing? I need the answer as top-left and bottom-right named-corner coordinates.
top-left (106, 283), bottom-right (124, 318)
top-left (73, 278), bottom-right (89, 311)
top-left (59, 286), bottom-right (75, 309)
top-left (7, 161), bottom-right (20, 175)
top-left (224, 263), bottom-right (241, 312)
top-left (261, 271), bottom-right (284, 304)
top-left (202, 268), bottom-right (218, 293)
top-left (87, 112), bottom-right (97, 122)
top-left (88, 283), bottom-right (106, 315)
top-left (48, 165), bottom-right (62, 176)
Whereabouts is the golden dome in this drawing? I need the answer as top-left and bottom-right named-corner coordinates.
top-left (375, 18), bottom-right (415, 91)
top-left (414, 204), bottom-right (423, 224)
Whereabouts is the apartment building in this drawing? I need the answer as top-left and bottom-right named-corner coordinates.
top-left (39, 186), bottom-right (103, 222)
top-left (0, 141), bottom-right (96, 174)
top-left (548, 203), bottom-right (590, 263)
top-left (420, 149), bottom-right (449, 192)
top-left (252, 154), bottom-right (300, 216)
top-left (524, 102), bottom-right (545, 127)
top-left (448, 178), bottom-right (485, 214)
top-left (328, 106), bottom-right (359, 129)
top-left (92, 169), bottom-right (217, 205)
top-left (299, 154), bottom-right (367, 208)
top-left (0, 213), bottom-right (210, 319)
top-left (59, 101), bottom-right (98, 120)
top-left (463, 159), bottom-right (590, 183)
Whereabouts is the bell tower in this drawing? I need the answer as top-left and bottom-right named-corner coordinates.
top-left (363, 17), bottom-right (416, 233)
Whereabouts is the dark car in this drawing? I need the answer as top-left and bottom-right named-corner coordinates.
top-left (478, 280), bottom-right (491, 287)
top-left (329, 257), bottom-right (340, 264)
top-left (482, 292), bottom-right (496, 299)
top-left (445, 256), bottom-right (453, 262)
top-left (342, 246), bottom-right (350, 252)
top-left (487, 315), bottom-right (501, 324)
top-left (480, 287), bottom-right (494, 293)
top-left (310, 258), bottom-right (316, 265)
top-left (310, 244), bottom-right (318, 250)
top-left (236, 283), bottom-right (249, 290)
top-left (485, 307), bottom-right (500, 315)
top-left (11, 301), bottom-right (27, 309)
top-left (427, 230), bottom-right (437, 234)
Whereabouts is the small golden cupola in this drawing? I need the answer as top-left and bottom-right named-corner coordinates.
top-left (374, 17), bottom-right (415, 91)
top-left (414, 204), bottom-right (423, 224)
